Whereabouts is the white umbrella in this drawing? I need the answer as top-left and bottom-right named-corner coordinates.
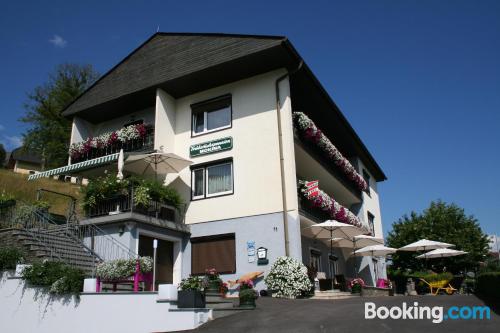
top-left (332, 235), bottom-right (384, 249)
top-left (333, 235), bottom-right (384, 278)
top-left (305, 220), bottom-right (363, 289)
top-left (354, 245), bottom-right (397, 283)
top-left (416, 248), bottom-right (467, 259)
top-left (117, 149), bottom-right (124, 180)
top-left (354, 244), bottom-right (397, 257)
top-left (124, 152), bottom-right (192, 180)
top-left (398, 239), bottom-right (454, 252)
top-left (307, 220), bottom-right (363, 240)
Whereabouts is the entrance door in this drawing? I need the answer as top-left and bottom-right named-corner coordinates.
top-left (138, 235), bottom-right (174, 286)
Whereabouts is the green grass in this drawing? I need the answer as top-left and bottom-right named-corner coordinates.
top-left (0, 169), bottom-right (82, 216)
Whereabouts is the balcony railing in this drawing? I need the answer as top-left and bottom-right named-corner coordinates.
top-left (71, 125), bottom-right (155, 164)
top-left (85, 189), bottom-right (184, 224)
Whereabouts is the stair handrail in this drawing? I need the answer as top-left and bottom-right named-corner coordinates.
top-left (6, 202), bottom-right (137, 273)
top-left (30, 208), bottom-right (137, 261)
top-left (8, 204), bottom-right (65, 263)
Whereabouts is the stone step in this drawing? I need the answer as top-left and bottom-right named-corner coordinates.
top-left (310, 291), bottom-right (359, 300)
top-left (12, 228), bottom-right (97, 273)
top-left (205, 294), bottom-right (229, 302)
top-left (206, 300), bottom-right (236, 310)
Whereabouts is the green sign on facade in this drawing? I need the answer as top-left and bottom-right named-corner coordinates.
top-left (190, 137), bottom-right (233, 157)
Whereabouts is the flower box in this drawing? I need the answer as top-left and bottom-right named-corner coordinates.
top-left (178, 290), bottom-right (206, 308)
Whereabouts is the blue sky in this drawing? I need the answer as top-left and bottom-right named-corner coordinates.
top-left (1, 0), bottom-right (499, 236)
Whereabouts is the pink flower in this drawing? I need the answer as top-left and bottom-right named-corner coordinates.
top-left (108, 132), bottom-right (118, 145)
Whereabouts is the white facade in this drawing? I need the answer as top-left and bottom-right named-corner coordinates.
top-left (69, 67), bottom-right (385, 287)
top-left (0, 273), bottom-right (211, 333)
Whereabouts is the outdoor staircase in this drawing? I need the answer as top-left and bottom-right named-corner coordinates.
top-left (205, 293), bottom-right (255, 319)
top-left (310, 290), bottom-right (359, 300)
top-left (11, 227), bottom-right (98, 274)
top-left (1, 202), bottom-right (136, 275)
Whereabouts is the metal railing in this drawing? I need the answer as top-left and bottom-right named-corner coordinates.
top-left (71, 125), bottom-right (155, 164)
top-left (0, 202), bottom-right (137, 273)
top-left (86, 188), bottom-right (182, 224)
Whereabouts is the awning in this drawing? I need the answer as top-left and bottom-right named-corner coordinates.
top-left (28, 153), bottom-right (120, 181)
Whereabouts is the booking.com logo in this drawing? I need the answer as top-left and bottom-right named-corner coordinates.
top-left (365, 302), bottom-right (491, 324)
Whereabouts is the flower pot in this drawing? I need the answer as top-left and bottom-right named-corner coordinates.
top-left (239, 298), bottom-right (256, 308)
top-left (178, 290), bottom-right (205, 308)
top-left (351, 285), bottom-right (362, 294)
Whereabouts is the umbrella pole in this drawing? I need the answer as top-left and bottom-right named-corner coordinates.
top-left (330, 229), bottom-right (334, 290)
top-left (354, 238), bottom-right (358, 278)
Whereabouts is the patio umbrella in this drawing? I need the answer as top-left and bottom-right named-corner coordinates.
top-left (399, 239), bottom-right (455, 270)
top-left (124, 152), bottom-right (192, 181)
top-left (333, 235), bottom-right (384, 277)
top-left (416, 248), bottom-right (467, 259)
top-left (354, 245), bottom-right (397, 282)
top-left (117, 149), bottom-right (124, 180)
top-left (332, 235), bottom-right (384, 249)
top-left (398, 239), bottom-right (454, 252)
top-left (306, 220), bottom-right (363, 289)
top-left (354, 244), bottom-right (397, 257)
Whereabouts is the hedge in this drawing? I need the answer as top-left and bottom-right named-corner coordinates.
top-left (0, 247), bottom-right (25, 270)
top-left (476, 272), bottom-right (500, 298)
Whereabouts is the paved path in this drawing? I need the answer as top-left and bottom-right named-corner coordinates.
top-left (185, 295), bottom-right (499, 333)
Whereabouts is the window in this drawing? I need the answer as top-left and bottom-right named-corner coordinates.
top-left (191, 234), bottom-right (236, 274)
top-left (192, 95), bottom-right (232, 135)
top-left (368, 212), bottom-right (375, 236)
top-left (310, 249), bottom-right (322, 271)
top-left (362, 169), bottom-right (371, 196)
top-left (191, 160), bottom-right (233, 200)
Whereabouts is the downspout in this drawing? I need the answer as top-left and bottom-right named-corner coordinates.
top-left (275, 60), bottom-right (303, 257)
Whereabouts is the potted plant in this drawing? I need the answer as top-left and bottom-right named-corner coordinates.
top-left (203, 268), bottom-right (223, 294)
top-left (238, 280), bottom-right (258, 308)
top-left (178, 275), bottom-right (205, 308)
top-left (349, 278), bottom-right (365, 294)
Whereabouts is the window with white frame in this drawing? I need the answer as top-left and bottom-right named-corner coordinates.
top-left (368, 212), bottom-right (375, 236)
top-left (191, 160), bottom-right (233, 200)
top-left (192, 95), bottom-right (232, 136)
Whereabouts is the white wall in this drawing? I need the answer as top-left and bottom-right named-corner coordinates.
top-left (155, 89), bottom-right (176, 153)
top-left (357, 158), bottom-right (384, 238)
top-left (167, 69), bottom-right (289, 224)
top-left (0, 273), bottom-right (211, 333)
top-left (93, 107), bottom-right (155, 136)
top-left (69, 108), bottom-right (155, 146)
top-left (70, 116), bottom-right (94, 144)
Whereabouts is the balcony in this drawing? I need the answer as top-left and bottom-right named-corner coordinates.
top-left (295, 136), bottom-right (362, 208)
top-left (85, 190), bottom-right (184, 225)
top-left (70, 125), bottom-right (155, 164)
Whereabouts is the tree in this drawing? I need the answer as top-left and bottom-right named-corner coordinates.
top-left (0, 143), bottom-right (6, 167)
top-left (20, 64), bottom-right (99, 168)
top-left (386, 200), bottom-right (489, 274)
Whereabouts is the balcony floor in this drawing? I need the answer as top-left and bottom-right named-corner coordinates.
top-left (80, 211), bottom-right (190, 234)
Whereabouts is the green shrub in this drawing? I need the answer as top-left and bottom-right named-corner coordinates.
top-left (239, 288), bottom-right (258, 301)
top-left (82, 176), bottom-right (183, 211)
top-left (0, 191), bottom-right (16, 206)
top-left (179, 275), bottom-right (203, 291)
top-left (476, 272), bottom-right (500, 298)
top-left (0, 247), bottom-right (25, 270)
top-left (22, 261), bottom-right (84, 295)
top-left (264, 256), bottom-right (312, 298)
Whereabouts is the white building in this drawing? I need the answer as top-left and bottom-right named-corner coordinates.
top-left (30, 33), bottom-right (387, 289)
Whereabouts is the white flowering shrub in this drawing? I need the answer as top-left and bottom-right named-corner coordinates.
top-left (264, 256), bottom-right (311, 298)
top-left (96, 257), bottom-right (153, 280)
